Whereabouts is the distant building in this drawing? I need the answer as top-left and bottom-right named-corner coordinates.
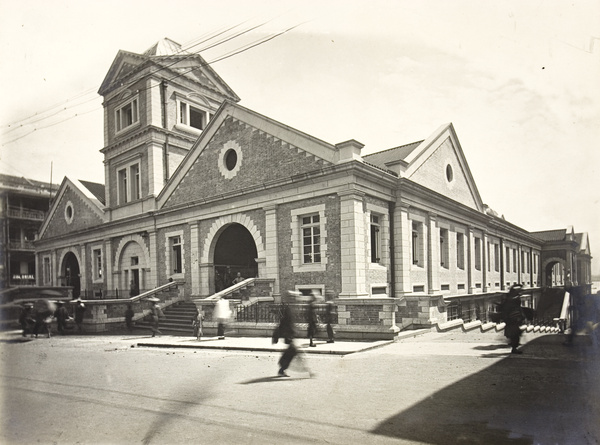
top-left (34, 38), bottom-right (592, 335)
top-left (0, 174), bottom-right (54, 289)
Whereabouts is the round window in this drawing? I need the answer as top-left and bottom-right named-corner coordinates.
top-left (446, 164), bottom-right (454, 182)
top-left (225, 149), bottom-right (238, 171)
top-left (64, 201), bottom-right (74, 224)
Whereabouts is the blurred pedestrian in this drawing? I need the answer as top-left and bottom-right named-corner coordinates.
top-left (214, 297), bottom-right (231, 339)
top-left (193, 310), bottom-right (205, 340)
top-left (277, 303), bottom-right (297, 376)
top-left (125, 304), bottom-right (134, 332)
top-left (19, 303), bottom-right (35, 337)
top-left (55, 301), bottom-right (69, 334)
top-left (307, 295), bottom-right (318, 347)
top-left (74, 299), bottom-right (86, 333)
top-left (325, 296), bottom-right (336, 344)
top-left (501, 284), bottom-right (525, 354)
top-left (148, 298), bottom-right (163, 337)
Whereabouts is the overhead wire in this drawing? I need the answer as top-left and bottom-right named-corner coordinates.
top-left (1, 19), bottom-right (304, 147)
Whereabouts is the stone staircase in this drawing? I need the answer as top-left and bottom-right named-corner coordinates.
top-left (136, 301), bottom-right (198, 336)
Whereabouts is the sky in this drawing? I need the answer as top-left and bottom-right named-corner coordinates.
top-left (1, 0), bottom-right (599, 275)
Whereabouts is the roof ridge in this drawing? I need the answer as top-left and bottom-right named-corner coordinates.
top-left (363, 140), bottom-right (424, 158)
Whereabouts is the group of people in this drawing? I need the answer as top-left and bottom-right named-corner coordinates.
top-left (274, 292), bottom-right (336, 377)
top-left (19, 298), bottom-right (86, 338)
top-left (214, 268), bottom-right (246, 293)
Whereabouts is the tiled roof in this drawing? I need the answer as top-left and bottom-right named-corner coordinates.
top-left (143, 38), bottom-right (183, 57)
top-left (530, 229), bottom-right (566, 242)
top-left (79, 180), bottom-right (105, 205)
top-left (362, 141), bottom-right (423, 169)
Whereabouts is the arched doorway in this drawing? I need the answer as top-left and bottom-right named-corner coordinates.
top-left (62, 252), bottom-right (81, 299)
top-left (545, 260), bottom-right (566, 287)
top-left (213, 223), bottom-right (258, 291)
top-left (118, 241), bottom-right (147, 297)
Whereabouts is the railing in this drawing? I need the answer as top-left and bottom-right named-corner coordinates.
top-left (9, 240), bottom-right (35, 250)
top-left (207, 278), bottom-right (256, 300)
top-left (8, 206), bottom-right (46, 221)
top-left (236, 303), bottom-right (338, 324)
top-left (445, 294), bottom-right (502, 323)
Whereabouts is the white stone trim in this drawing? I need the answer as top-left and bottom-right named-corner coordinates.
top-left (218, 140), bottom-right (243, 179)
top-left (290, 204), bottom-right (327, 273)
top-left (165, 229), bottom-right (185, 280)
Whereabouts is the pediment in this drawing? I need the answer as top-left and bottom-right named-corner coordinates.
top-left (404, 124), bottom-right (484, 212)
top-left (158, 102), bottom-right (338, 209)
top-left (98, 51), bottom-right (145, 96)
top-left (38, 178), bottom-right (105, 240)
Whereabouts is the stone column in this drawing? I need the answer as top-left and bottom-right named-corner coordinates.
top-left (482, 232), bottom-right (489, 292)
top-left (148, 230), bottom-right (159, 289)
top-left (104, 239), bottom-right (113, 295)
top-left (189, 222), bottom-right (200, 296)
top-left (79, 245), bottom-right (87, 298)
top-left (394, 204), bottom-right (411, 297)
top-left (264, 205), bottom-right (280, 297)
top-left (427, 213), bottom-right (440, 294)
top-left (339, 190), bottom-right (369, 298)
top-left (467, 226), bottom-right (475, 293)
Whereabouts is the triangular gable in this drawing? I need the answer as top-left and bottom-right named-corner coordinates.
top-left (98, 50), bottom-right (146, 96)
top-left (402, 123), bottom-right (484, 212)
top-left (38, 178), bottom-right (105, 239)
top-left (98, 44), bottom-right (240, 102)
top-left (157, 101), bottom-right (338, 209)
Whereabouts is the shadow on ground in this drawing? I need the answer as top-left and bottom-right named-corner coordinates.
top-left (371, 335), bottom-right (600, 445)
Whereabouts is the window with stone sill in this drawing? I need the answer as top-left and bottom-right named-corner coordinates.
top-left (115, 97), bottom-right (139, 134)
top-left (178, 100), bottom-right (213, 131)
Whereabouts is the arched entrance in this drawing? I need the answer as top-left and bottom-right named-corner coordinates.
top-left (118, 241), bottom-right (147, 297)
top-left (213, 223), bottom-right (258, 291)
top-left (544, 260), bottom-right (566, 287)
top-left (61, 252), bottom-right (81, 299)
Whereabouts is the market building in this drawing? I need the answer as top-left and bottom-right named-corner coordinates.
top-left (34, 38), bottom-right (593, 337)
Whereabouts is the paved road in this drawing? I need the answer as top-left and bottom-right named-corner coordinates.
top-left (1, 330), bottom-right (598, 444)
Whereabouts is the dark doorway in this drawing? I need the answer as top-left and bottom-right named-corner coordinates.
top-left (63, 252), bottom-right (81, 299)
top-left (214, 224), bottom-right (258, 290)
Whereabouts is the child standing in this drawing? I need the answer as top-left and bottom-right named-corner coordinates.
top-left (193, 310), bottom-right (205, 340)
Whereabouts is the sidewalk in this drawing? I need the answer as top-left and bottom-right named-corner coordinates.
top-left (135, 335), bottom-right (394, 355)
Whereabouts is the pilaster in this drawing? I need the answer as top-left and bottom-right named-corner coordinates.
top-left (264, 205), bottom-right (280, 297)
top-left (427, 213), bottom-right (440, 294)
top-left (394, 204), bottom-right (411, 296)
top-left (189, 222), bottom-right (200, 296)
top-left (338, 190), bottom-right (369, 298)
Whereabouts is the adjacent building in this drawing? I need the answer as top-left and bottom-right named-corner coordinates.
top-left (0, 174), bottom-right (54, 289)
top-left (34, 38), bottom-right (592, 335)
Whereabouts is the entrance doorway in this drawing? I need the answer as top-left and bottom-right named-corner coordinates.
top-left (62, 252), bottom-right (81, 299)
top-left (214, 223), bottom-right (258, 291)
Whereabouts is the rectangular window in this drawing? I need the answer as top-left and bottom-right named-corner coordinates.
top-left (456, 233), bottom-right (465, 270)
top-left (487, 242), bottom-right (491, 272)
top-left (180, 101), bottom-right (208, 130)
top-left (440, 228), bottom-right (449, 268)
top-left (117, 162), bottom-right (141, 204)
top-left (93, 248), bottom-right (102, 281)
top-left (170, 236), bottom-right (182, 274)
top-left (521, 251), bottom-right (525, 273)
top-left (115, 98), bottom-right (139, 133)
top-left (118, 168), bottom-right (128, 204)
top-left (474, 237), bottom-right (481, 271)
top-left (506, 247), bottom-right (511, 272)
top-left (370, 214), bottom-right (381, 263)
top-left (513, 249), bottom-right (517, 272)
top-left (494, 244), bottom-right (500, 272)
top-left (412, 222), bottom-right (423, 266)
top-left (131, 164), bottom-right (140, 200)
top-left (302, 215), bottom-right (321, 264)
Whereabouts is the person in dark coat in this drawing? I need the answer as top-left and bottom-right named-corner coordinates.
top-left (325, 299), bottom-right (335, 344)
top-left (19, 303), bottom-right (35, 337)
top-left (74, 299), bottom-right (86, 333)
top-left (277, 303), bottom-right (297, 376)
top-left (125, 304), bottom-right (135, 332)
top-left (307, 296), bottom-right (318, 347)
top-left (54, 301), bottom-right (69, 334)
top-left (501, 284), bottom-right (525, 354)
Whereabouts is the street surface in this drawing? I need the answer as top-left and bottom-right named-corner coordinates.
top-left (1, 329), bottom-right (598, 444)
